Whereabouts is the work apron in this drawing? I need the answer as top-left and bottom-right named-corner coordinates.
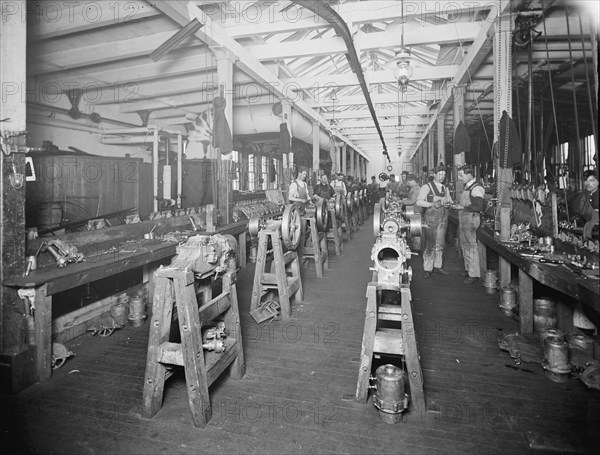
top-left (423, 205), bottom-right (448, 271)
top-left (458, 187), bottom-right (481, 278)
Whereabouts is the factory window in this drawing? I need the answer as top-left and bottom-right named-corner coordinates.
top-left (248, 154), bottom-right (255, 191)
top-left (262, 156), bottom-right (269, 190)
top-left (232, 150), bottom-right (240, 191)
top-left (583, 134), bottom-right (596, 170)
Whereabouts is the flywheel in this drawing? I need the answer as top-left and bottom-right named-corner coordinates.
top-left (334, 193), bottom-right (344, 220)
top-left (315, 198), bottom-right (329, 232)
top-left (248, 214), bottom-right (261, 237)
top-left (281, 204), bottom-right (302, 249)
top-left (373, 203), bottom-right (382, 238)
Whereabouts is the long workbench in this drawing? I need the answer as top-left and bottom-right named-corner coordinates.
top-left (2, 219), bottom-right (249, 384)
top-left (448, 212), bottom-right (599, 335)
top-left (475, 227), bottom-right (600, 334)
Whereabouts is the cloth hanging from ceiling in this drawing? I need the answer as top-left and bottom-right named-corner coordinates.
top-left (279, 122), bottom-right (291, 155)
top-left (212, 96), bottom-right (233, 155)
top-left (567, 131), bottom-right (580, 172)
top-left (495, 111), bottom-right (522, 168)
top-left (454, 121), bottom-right (471, 166)
top-left (269, 159), bottom-right (276, 183)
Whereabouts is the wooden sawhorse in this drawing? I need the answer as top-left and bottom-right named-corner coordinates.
top-left (355, 279), bottom-right (425, 414)
top-left (326, 207), bottom-right (343, 256)
top-left (250, 227), bottom-right (303, 321)
top-left (300, 215), bottom-right (329, 278)
top-left (142, 268), bottom-right (245, 428)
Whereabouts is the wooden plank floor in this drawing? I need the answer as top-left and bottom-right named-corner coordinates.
top-left (2, 218), bottom-right (599, 454)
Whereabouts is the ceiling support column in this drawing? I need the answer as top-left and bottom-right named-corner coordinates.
top-left (453, 85), bottom-right (466, 168)
top-left (214, 46), bottom-right (235, 223)
top-left (350, 148), bottom-right (355, 178)
top-left (281, 99), bottom-right (293, 189)
top-left (437, 113), bottom-right (446, 166)
top-left (493, 0), bottom-right (514, 239)
top-left (342, 144), bottom-right (347, 176)
top-left (1, 0), bottom-right (28, 364)
top-left (312, 121), bottom-right (320, 182)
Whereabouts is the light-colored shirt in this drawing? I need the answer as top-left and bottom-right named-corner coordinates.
top-left (331, 180), bottom-right (347, 196)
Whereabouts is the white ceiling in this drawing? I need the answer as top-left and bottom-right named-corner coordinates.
top-left (26, 0), bottom-right (599, 162)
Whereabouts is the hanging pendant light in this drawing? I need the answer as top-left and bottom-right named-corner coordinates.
top-left (386, 0), bottom-right (413, 91)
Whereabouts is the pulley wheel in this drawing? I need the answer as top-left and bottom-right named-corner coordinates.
top-left (334, 193), bottom-right (343, 220)
top-left (408, 214), bottom-right (423, 237)
top-left (353, 191), bottom-right (360, 208)
top-left (315, 199), bottom-right (328, 232)
top-left (373, 203), bottom-right (382, 238)
top-left (248, 215), bottom-right (261, 237)
top-left (281, 204), bottom-right (302, 249)
top-left (404, 205), bottom-right (416, 216)
top-left (346, 192), bottom-right (354, 214)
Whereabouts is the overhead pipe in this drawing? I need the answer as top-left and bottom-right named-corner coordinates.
top-left (232, 104), bottom-right (331, 150)
top-left (293, 1), bottom-right (390, 162)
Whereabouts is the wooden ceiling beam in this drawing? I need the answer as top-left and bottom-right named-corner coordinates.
top-left (28, 1), bottom-right (159, 41)
top-left (323, 107), bottom-right (433, 119)
top-left (284, 66), bottom-right (458, 90)
top-left (245, 22), bottom-right (481, 60)
top-left (224, 1), bottom-right (494, 38)
top-left (408, 0), bottom-right (512, 159)
top-left (310, 91), bottom-right (441, 108)
top-left (151, 0), bottom-right (367, 158)
top-left (28, 31), bottom-right (202, 76)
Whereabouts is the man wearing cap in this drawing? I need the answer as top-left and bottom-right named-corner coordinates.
top-left (368, 176), bottom-right (380, 212)
top-left (416, 164), bottom-right (453, 278)
top-left (397, 171), bottom-right (410, 198)
top-left (386, 174), bottom-right (400, 196)
top-left (400, 174), bottom-right (420, 207)
top-left (453, 166), bottom-right (485, 284)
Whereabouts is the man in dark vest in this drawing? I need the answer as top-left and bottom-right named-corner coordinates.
top-left (416, 164), bottom-right (453, 278)
top-left (453, 166), bottom-right (485, 284)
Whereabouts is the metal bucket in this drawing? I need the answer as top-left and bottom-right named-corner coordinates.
top-left (539, 328), bottom-right (564, 349)
top-left (128, 296), bottom-right (147, 327)
top-left (38, 202), bottom-right (63, 230)
top-left (543, 335), bottom-right (570, 375)
top-left (110, 303), bottom-right (129, 327)
top-left (499, 286), bottom-right (517, 315)
top-left (567, 333), bottom-right (594, 357)
top-left (533, 298), bottom-right (557, 333)
top-left (482, 270), bottom-right (498, 294)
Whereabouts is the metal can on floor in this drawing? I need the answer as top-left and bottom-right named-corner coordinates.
top-left (533, 298), bottom-right (557, 333)
top-left (499, 286), bottom-right (517, 316)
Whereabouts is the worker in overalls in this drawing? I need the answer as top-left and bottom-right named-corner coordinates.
top-left (331, 173), bottom-right (347, 196)
top-left (453, 166), bottom-right (485, 284)
top-left (288, 170), bottom-right (310, 205)
top-left (416, 164), bottom-right (453, 278)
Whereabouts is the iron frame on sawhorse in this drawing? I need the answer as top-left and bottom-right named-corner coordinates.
top-left (342, 199), bottom-right (355, 241)
top-left (355, 277), bottom-right (425, 415)
top-left (250, 227), bottom-right (303, 321)
top-left (326, 207), bottom-right (343, 256)
top-left (142, 268), bottom-right (245, 428)
top-left (300, 214), bottom-right (329, 278)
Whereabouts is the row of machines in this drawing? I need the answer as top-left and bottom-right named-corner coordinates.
top-left (140, 188), bottom-right (383, 428)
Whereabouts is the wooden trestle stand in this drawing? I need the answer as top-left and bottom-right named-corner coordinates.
top-left (300, 200), bottom-right (329, 278)
top-left (355, 202), bottom-right (425, 415)
top-left (142, 235), bottom-right (245, 428)
top-left (342, 193), bottom-right (356, 241)
top-left (326, 194), bottom-right (344, 256)
top-left (249, 204), bottom-right (304, 322)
